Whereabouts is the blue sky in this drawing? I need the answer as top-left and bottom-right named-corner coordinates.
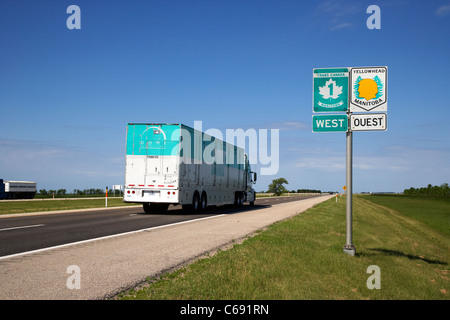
top-left (0, 0), bottom-right (449, 193)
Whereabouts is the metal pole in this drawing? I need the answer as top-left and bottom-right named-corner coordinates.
top-left (344, 129), bottom-right (356, 256)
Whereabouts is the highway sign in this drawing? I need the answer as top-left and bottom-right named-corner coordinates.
top-left (350, 66), bottom-right (387, 112)
top-left (311, 66), bottom-right (389, 257)
top-left (313, 68), bottom-right (349, 112)
top-left (350, 113), bottom-right (387, 131)
top-left (312, 114), bottom-right (348, 132)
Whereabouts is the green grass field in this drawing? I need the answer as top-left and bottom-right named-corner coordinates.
top-left (0, 198), bottom-right (137, 215)
top-left (360, 194), bottom-right (450, 236)
top-left (119, 194), bottom-right (449, 300)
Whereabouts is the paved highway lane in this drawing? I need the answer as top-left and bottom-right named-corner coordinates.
top-left (0, 195), bottom-right (323, 258)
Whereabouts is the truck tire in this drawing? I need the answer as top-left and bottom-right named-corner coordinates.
top-left (182, 192), bottom-right (200, 213)
top-left (235, 192), bottom-right (243, 207)
top-left (200, 192), bottom-right (207, 211)
top-left (192, 192), bottom-right (200, 212)
top-left (239, 192), bottom-right (244, 206)
top-left (250, 192), bottom-right (255, 206)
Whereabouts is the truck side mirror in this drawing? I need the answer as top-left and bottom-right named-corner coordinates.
top-left (252, 172), bottom-right (257, 182)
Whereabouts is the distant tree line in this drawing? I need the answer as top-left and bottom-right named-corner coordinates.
top-left (265, 178), bottom-right (321, 196)
top-left (295, 189), bottom-right (322, 194)
top-left (37, 189), bottom-right (70, 197)
top-left (37, 188), bottom-right (123, 198)
top-left (403, 183), bottom-right (449, 198)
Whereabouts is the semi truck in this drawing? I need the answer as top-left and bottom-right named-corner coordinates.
top-left (123, 123), bottom-right (257, 213)
top-left (0, 179), bottom-right (37, 200)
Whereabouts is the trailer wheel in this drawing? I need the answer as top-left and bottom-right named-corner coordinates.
top-left (235, 192), bottom-right (243, 207)
top-left (192, 192), bottom-right (200, 212)
top-left (249, 192), bottom-right (255, 206)
top-left (239, 192), bottom-right (244, 206)
top-left (200, 192), bottom-right (207, 211)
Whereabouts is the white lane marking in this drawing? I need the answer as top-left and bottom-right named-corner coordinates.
top-left (0, 214), bottom-right (226, 261)
top-left (0, 224), bottom-right (45, 232)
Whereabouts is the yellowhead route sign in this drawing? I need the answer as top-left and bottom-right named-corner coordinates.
top-left (350, 66), bottom-right (387, 112)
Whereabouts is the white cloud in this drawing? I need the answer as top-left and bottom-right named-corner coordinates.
top-left (296, 156), bottom-right (345, 171)
top-left (330, 23), bottom-right (353, 31)
top-left (436, 5), bottom-right (450, 16)
top-left (295, 144), bottom-right (449, 173)
top-left (314, 0), bottom-right (360, 31)
top-left (265, 121), bottom-right (308, 131)
top-left (0, 139), bottom-right (124, 190)
top-left (317, 1), bottom-right (361, 17)
top-left (287, 142), bottom-right (450, 192)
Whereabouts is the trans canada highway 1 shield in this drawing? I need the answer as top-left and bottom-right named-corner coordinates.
top-left (313, 68), bottom-right (349, 113)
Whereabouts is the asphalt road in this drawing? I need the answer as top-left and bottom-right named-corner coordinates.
top-left (0, 195), bottom-right (323, 258)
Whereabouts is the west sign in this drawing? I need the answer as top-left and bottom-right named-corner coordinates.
top-left (312, 114), bottom-right (348, 132)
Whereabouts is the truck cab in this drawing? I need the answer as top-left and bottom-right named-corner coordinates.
top-left (244, 154), bottom-right (257, 205)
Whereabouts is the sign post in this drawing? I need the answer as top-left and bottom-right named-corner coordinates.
top-left (113, 184), bottom-right (123, 197)
top-left (105, 186), bottom-right (108, 207)
top-left (312, 66), bottom-right (388, 257)
top-left (344, 125), bottom-right (356, 256)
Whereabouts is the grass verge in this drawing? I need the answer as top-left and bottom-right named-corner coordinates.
top-left (0, 198), bottom-right (137, 215)
top-left (119, 195), bottom-right (449, 300)
top-left (362, 194), bottom-right (449, 236)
